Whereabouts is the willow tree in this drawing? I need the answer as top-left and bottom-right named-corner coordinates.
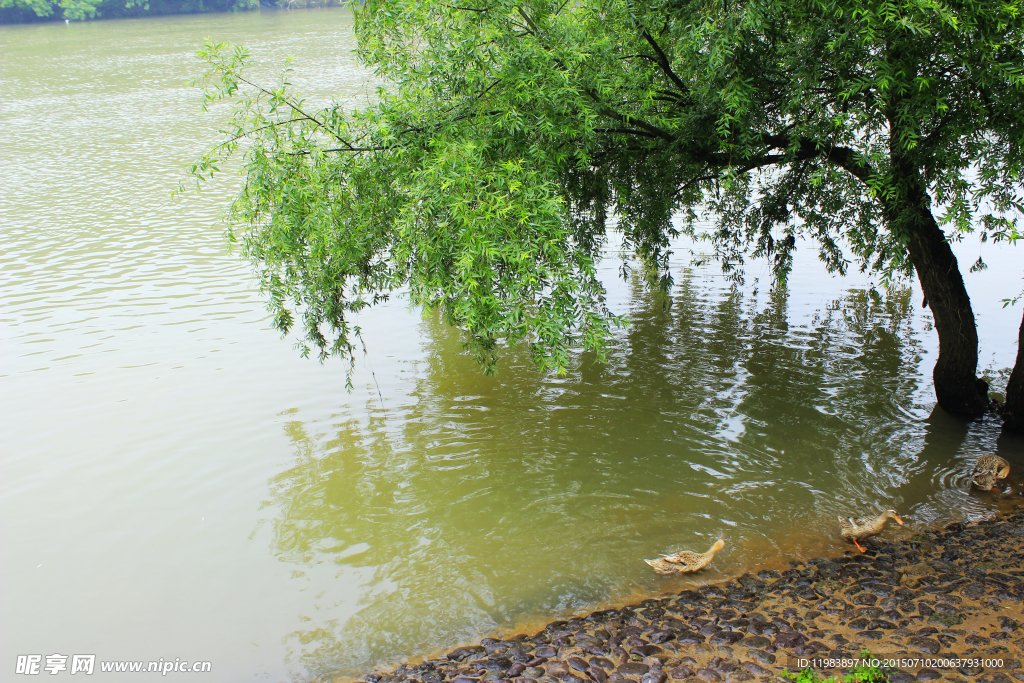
top-left (192, 0), bottom-right (1024, 421)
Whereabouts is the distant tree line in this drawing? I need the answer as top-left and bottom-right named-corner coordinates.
top-left (0, 0), bottom-right (343, 23)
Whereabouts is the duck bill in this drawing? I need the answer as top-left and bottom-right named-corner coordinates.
top-left (894, 514), bottom-right (904, 525)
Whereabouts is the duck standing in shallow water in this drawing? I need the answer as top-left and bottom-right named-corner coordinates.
top-left (971, 454), bottom-right (1011, 491)
top-left (644, 538), bottom-right (725, 574)
top-left (839, 510), bottom-right (903, 552)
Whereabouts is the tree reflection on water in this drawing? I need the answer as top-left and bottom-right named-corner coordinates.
top-left (262, 274), bottom-right (1010, 681)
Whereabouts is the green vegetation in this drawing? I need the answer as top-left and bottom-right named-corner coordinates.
top-left (783, 651), bottom-right (887, 683)
top-left (783, 664), bottom-right (886, 683)
top-left (0, 0), bottom-right (343, 23)
top-left (189, 0), bottom-right (1024, 424)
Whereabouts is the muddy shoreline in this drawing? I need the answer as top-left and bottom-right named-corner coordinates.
top-left (354, 505), bottom-right (1024, 683)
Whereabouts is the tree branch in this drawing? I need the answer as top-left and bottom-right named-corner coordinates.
top-left (584, 88), bottom-right (676, 142)
top-left (441, 3), bottom-right (486, 11)
top-left (639, 29), bottom-right (690, 98)
top-left (515, 5), bottom-right (540, 35)
top-left (594, 127), bottom-right (667, 139)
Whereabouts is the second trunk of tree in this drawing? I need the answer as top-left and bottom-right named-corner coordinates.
top-left (1002, 310), bottom-right (1024, 432)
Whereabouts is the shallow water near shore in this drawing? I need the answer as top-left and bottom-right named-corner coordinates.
top-left (2, 8), bottom-right (1024, 683)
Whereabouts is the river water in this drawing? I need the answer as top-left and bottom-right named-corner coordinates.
top-left (2, 8), bottom-right (1023, 682)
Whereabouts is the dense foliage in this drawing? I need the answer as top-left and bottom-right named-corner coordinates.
top-left (190, 0), bottom-right (1023, 413)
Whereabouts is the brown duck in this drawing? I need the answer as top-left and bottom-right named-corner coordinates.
top-left (971, 454), bottom-right (1011, 491)
top-left (644, 539), bottom-right (725, 574)
top-left (839, 510), bottom-right (903, 552)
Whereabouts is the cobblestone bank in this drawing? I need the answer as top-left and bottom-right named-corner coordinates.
top-left (357, 508), bottom-right (1024, 683)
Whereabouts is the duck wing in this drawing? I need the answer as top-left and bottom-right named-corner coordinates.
top-left (644, 558), bottom-right (683, 574)
top-left (658, 550), bottom-right (702, 563)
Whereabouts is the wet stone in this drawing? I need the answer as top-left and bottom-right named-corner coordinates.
top-left (708, 631), bottom-right (744, 646)
top-left (908, 637), bottom-right (942, 655)
top-left (739, 635), bottom-right (771, 649)
top-left (617, 663), bottom-right (649, 676)
top-left (889, 671), bottom-right (915, 683)
top-left (979, 675), bottom-right (1014, 683)
top-left (804, 641), bottom-right (828, 654)
top-left (451, 648), bottom-right (486, 661)
top-left (546, 663), bottom-right (569, 678)
top-left (747, 650), bottom-right (775, 667)
top-left (958, 665), bottom-right (985, 677)
top-left (742, 661), bottom-right (771, 677)
top-left (712, 659), bottom-right (738, 673)
top-left (694, 669), bottom-right (721, 682)
top-left (962, 581), bottom-right (987, 598)
top-left (535, 648), bottom-right (557, 659)
top-left (567, 659), bottom-right (588, 673)
top-left (930, 613), bottom-right (964, 627)
top-left (916, 669), bottom-right (942, 681)
top-left (668, 666), bottom-right (693, 680)
top-left (773, 633), bottom-right (806, 649)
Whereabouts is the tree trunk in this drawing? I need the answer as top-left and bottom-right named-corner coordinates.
top-left (1002, 309), bottom-right (1024, 432)
top-left (890, 162), bottom-right (989, 415)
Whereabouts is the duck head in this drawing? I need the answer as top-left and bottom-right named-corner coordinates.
top-left (885, 510), bottom-right (904, 525)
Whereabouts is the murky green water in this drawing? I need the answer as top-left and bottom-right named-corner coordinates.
top-left (2, 8), bottom-right (1023, 682)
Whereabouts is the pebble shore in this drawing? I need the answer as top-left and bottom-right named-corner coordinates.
top-left (357, 506), bottom-right (1024, 683)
